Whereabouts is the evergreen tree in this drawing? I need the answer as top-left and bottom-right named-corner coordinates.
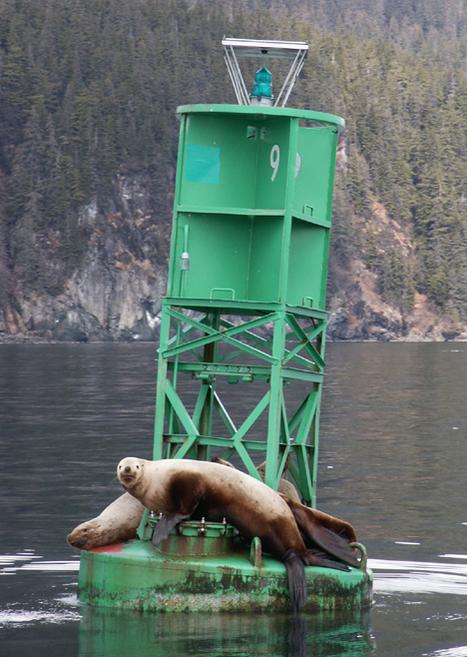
top-left (0, 0), bottom-right (465, 328)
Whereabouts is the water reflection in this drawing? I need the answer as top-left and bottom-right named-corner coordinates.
top-left (78, 607), bottom-right (374, 657)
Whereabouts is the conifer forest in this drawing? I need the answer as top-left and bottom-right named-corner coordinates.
top-left (0, 0), bottom-right (466, 341)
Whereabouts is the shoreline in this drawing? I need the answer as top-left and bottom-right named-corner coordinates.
top-left (1, 334), bottom-right (466, 345)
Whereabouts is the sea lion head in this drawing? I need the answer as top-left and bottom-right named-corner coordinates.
top-left (67, 519), bottom-right (105, 550)
top-left (117, 456), bottom-right (145, 490)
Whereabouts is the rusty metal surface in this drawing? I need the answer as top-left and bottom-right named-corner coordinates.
top-left (78, 535), bottom-right (373, 613)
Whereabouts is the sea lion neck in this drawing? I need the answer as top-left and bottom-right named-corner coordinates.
top-left (136, 475), bottom-right (155, 501)
top-left (134, 462), bottom-right (170, 513)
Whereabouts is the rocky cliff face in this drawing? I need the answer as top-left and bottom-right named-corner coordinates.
top-left (328, 200), bottom-right (467, 342)
top-left (328, 264), bottom-right (463, 342)
top-left (0, 172), bottom-right (169, 342)
top-left (0, 171), bottom-right (465, 343)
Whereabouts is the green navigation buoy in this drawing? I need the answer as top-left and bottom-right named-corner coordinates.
top-left (77, 37), bottom-right (373, 614)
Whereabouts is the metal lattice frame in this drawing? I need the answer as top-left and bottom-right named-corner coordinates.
top-left (153, 302), bottom-right (326, 506)
top-left (222, 37), bottom-right (308, 107)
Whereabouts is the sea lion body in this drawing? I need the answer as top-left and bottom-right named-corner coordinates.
top-left (285, 497), bottom-right (357, 544)
top-left (213, 456), bottom-right (301, 503)
top-left (67, 492), bottom-right (144, 550)
top-left (282, 496), bottom-right (359, 569)
top-left (210, 457), bottom-right (358, 566)
top-left (117, 457), bottom-right (305, 559)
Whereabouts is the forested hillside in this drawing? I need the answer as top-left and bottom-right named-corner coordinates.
top-left (0, 0), bottom-right (466, 341)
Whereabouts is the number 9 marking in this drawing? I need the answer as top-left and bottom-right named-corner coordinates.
top-left (270, 144), bottom-right (280, 182)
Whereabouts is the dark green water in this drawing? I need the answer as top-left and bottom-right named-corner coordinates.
top-left (1, 343), bottom-right (466, 656)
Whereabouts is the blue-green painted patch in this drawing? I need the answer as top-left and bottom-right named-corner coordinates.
top-left (185, 145), bottom-right (221, 184)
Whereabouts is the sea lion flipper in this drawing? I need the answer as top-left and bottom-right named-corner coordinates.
top-left (284, 499), bottom-right (359, 568)
top-left (302, 548), bottom-right (351, 572)
top-left (151, 513), bottom-right (190, 546)
top-left (282, 549), bottom-right (307, 612)
top-left (301, 523), bottom-right (360, 568)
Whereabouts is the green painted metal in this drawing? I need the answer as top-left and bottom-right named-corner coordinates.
top-left (79, 529), bottom-right (372, 613)
top-left (153, 102), bottom-right (342, 504)
top-left (176, 103), bottom-right (346, 132)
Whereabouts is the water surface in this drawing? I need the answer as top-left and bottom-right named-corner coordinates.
top-left (1, 343), bottom-right (466, 656)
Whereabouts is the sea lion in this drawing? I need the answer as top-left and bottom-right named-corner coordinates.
top-left (210, 457), bottom-right (358, 565)
top-left (67, 492), bottom-right (144, 550)
top-left (116, 457), bottom-right (358, 611)
top-left (211, 456), bottom-right (302, 503)
top-left (256, 461), bottom-right (301, 504)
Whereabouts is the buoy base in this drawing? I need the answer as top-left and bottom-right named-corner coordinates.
top-left (78, 539), bottom-right (373, 612)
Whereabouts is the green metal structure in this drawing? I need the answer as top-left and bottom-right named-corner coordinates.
top-left (78, 39), bottom-right (372, 612)
top-left (153, 103), bottom-right (344, 506)
top-left (79, 526), bottom-right (370, 612)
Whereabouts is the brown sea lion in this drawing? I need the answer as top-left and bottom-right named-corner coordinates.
top-left (210, 457), bottom-right (358, 565)
top-left (116, 457), bottom-right (358, 611)
top-left (256, 461), bottom-right (301, 503)
top-left (67, 492), bottom-right (144, 550)
top-left (211, 456), bottom-right (302, 503)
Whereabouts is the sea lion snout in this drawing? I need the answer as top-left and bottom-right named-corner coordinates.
top-left (67, 493), bottom-right (145, 551)
top-left (117, 457), bottom-right (144, 488)
top-left (67, 522), bottom-right (97, 550)
top-left (68, 533), bottom-right (87, 549)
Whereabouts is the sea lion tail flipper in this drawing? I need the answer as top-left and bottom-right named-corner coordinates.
top-left (151, 513), bottom-right (190, 546)
top-left (283, 549), bottom-right (307, 613)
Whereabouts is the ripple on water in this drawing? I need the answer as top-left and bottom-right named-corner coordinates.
top-left (0, 608), bottom-right (80, 627)
top-left (0, 552), bottom-right (79, 575)
top-left (426, 648), bottom-right (467, 657)
top-left (20, 561), bottom-right (80, 572)
top-left (0, 551), bottom-right (80, 628)
top-left (369, 558), bottom-right (467, 596)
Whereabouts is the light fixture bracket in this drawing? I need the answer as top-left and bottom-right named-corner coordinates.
top-left (222, 37), bottom-right (308, 107)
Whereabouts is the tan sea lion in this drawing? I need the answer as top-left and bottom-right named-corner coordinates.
top-left (67, 492), bottom-right (144, 550)
top-left (210, 457), bottom-right (356, 554)
top-left (211, 456), bottom-right (302, 503)
top-left (117, 457), bottom-right (359, 611)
